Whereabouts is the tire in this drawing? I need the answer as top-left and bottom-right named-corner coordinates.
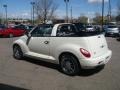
top-left (13, 45), bottom-right (23, 60)
top-left (9, 34), bottom-right (13, 38)
top-left (60, 54), bottom-right (80, 76)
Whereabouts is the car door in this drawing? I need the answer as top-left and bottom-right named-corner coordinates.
top-left (28, 25), bottom-right (52, 56)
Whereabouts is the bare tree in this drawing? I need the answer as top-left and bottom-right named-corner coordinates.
top-left (35, 0), bottom-right (58, 23)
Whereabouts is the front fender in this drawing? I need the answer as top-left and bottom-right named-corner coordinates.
top-left (13, 39), bottom-right (29, 54)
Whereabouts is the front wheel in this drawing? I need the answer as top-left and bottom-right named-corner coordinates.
top-left (60, 54), bottom-right (80, 76)
top-left (13, 45), bottom-right (23, 60)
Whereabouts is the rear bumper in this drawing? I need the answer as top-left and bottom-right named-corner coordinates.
top-left (79, 50), bottom-right (112, 69)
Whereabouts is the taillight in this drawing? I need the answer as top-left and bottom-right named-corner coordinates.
top-left (80, 48), bottom-right (91, 58)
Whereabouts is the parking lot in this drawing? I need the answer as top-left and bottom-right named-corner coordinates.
top-left (0, 37), bottom-right (120, 90)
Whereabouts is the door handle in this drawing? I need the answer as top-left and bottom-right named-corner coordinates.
top-left (44, 41), bottom-right (49, 44)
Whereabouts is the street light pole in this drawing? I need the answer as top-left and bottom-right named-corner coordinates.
top-left (70, 6), bottom-right (73, 23)
top-left (102, 0), bottom-right (104, 30)
top-left (3, 4), bottom-right (7, 26)
top-left (108, 0), bottom-right (111, 22)
top-left (64, 0), bottom-right (69, 23)
top-left (31, 2), bottom-right (35, 25)
top-left (31, 5), bottom-right (33, 25)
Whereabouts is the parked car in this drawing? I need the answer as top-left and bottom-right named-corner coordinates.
top-left (0, 24), bottom-right (6, 31)
top-left (13, 23), bottom-right (112, 75)
top-left (26, 25), bottom-right (35, 32)
top-left (73, 23), bottom-right (85, 31)
top-left (105, 25), bottom-right (119, 37)
top-left (86, 25), bottom-right (95, 31)
top-left (116, 31), bottom-right (120, 41)
top-left (0, 25), bottom-right (26, 38)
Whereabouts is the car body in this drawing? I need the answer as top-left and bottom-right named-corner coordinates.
top-left (13, 23), bottom-right (112, 75)
top-left (0, 25), bottom-right (26, 38)
top-left (105, 25), bottom-right (119, 37)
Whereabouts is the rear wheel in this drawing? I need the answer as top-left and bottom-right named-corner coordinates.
top-left (60, 54), bottom-right (80, 76)
top-left (13, 45), bottom-right (23, 60)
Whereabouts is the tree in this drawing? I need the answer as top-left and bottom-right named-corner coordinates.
top-left (78, 14), bottom-right (88, 24)
top-left (35, 0), bottom-right (58, 23)
top-left (93, 12), bottom-right (106, 25)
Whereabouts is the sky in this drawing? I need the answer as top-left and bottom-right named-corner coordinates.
top-left (0, 0), bottom-right (119, 19)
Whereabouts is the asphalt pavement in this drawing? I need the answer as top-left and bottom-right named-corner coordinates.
top-left (0, 37), bottom-right (120, 90)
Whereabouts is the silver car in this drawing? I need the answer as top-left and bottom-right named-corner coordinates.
top-left (105, 25), bottom-right (119, 37)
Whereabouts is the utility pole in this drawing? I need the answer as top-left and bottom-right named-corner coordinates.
top-left (64, 0), bottom-right (69, 23)
top-left (31, 2), bottom-right (35, 25)
top-left (3, 4), bottom-right (7, 26)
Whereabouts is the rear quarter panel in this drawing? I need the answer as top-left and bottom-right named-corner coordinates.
top-left (49, 37), bottom-right (90, 63)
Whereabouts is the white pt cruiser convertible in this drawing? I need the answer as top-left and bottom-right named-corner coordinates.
top-left (13, 23), bottom-right (112, 75)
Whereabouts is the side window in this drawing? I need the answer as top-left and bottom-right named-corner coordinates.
top-left (56, 25), bottom-right (76, 36)
top-left (31, 25), bottom-right (52, 37)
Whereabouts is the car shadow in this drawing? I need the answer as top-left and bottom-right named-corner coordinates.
top-left (23, 57), bottom-right (104, 77)
top-left (0, 83), bottom-right (28, 90)
top-left (24, 57), bottom-right (61, 71)
top-left (78, 65), bottom-right (105, 77)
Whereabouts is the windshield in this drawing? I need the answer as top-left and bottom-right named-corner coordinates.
top-left (29, 26), bottom-right (34, 29)
top-left (108, 26), bottom-right (117, 28)
top-left (31, 24), bottom-right (53, 37)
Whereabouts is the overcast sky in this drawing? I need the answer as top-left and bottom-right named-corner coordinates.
top-left (0, 0), bottom-right (118, 19)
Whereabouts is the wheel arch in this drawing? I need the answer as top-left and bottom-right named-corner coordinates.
top-left (58, 52), bottom-right (81, 68)
top-left (13, 40), bottom-right (29, 54)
